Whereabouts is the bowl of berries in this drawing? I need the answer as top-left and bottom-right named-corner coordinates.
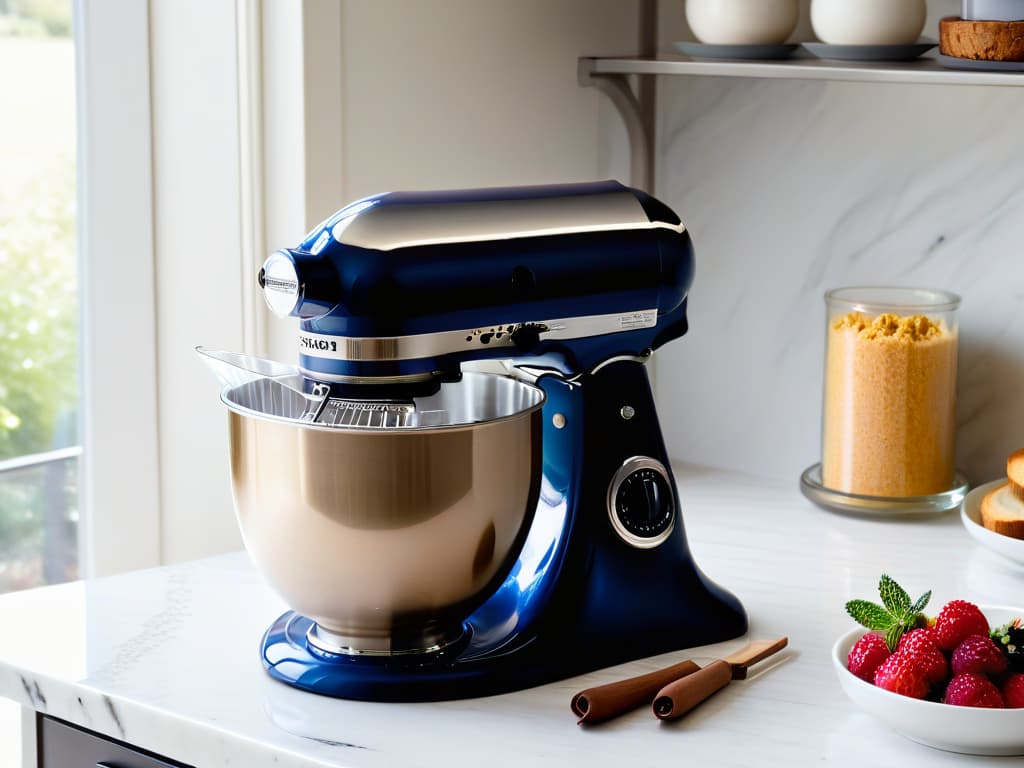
top-left (832, 575), bottom-right (1024, 755)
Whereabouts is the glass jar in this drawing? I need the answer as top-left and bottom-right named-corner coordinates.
top-left (821, 287), bottom-right (960, 498)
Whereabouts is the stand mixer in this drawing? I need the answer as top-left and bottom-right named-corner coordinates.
top-left (202, 180), bottom-right (746, 701)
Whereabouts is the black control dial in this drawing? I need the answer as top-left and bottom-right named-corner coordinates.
top-left (607, 458), bottom-right (676, 548)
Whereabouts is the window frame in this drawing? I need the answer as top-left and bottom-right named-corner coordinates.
top-left (74, 0), bottom-right (161, 576)
top-left (68, 0), bottom-right (345, 577)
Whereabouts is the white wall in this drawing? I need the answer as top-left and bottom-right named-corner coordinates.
top-left (652, 0), bottom-right (1024, 486)
top-left (338, 0), bottom-right (636, 199)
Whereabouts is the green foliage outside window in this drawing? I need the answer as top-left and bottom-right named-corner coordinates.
top-left (0, 0), bottom-right (79, 591)
top-left (0, 0), bottom-right (72, 37)
top-left (0, 160), bottom-right (78, 590)
top-left (0, 161), bottom-right (78, 460)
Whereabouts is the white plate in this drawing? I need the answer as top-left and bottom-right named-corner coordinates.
top-left (833, 605), bottom-right (1024, 755)
top-left (962, 479), bottom-right (1024, 567)
top-left (937, 54), bottom-right (1024, 72)
top-left (673, 41), bottom-right (800, 60)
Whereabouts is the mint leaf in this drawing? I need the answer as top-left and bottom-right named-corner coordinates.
top-left (908, 590), bottom-right (931, 617)
top-left (844, 574), bottom-right (934, 653)
top-left (846, 599), bottom-right (894, 631)
top-left (884, 623), bottom-right (904, 653)
top-left (879, 574), bottom-right (911, 616)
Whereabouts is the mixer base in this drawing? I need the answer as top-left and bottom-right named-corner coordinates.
top-left (262, 587), bottom-right (746, 702)
top-left (263, 611), bottom-right (554, 701)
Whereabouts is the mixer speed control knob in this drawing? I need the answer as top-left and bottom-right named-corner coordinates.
top-left (607, 457), bottom-right (675, 549)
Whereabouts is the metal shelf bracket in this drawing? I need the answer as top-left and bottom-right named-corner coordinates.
top-left (578, 58), bottom-right (655, 193)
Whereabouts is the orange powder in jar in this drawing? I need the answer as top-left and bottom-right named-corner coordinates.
top-left (822, 312), bottom-right (957, 497)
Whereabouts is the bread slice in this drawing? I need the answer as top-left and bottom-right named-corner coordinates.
top-left (981, 482), bottom-right (1024, 540)
top-left (1008, 449), bottom-right (1024, 501)
top-left (940, 17), bottom-right (1024, 61)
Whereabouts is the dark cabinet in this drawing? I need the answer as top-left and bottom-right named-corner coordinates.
top-left (37, 716), bottom-right (191, 768)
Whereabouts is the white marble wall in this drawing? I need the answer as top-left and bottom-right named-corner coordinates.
top-left (653, 11), bottom-right (1024, 487)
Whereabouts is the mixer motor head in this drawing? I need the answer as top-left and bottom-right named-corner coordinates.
top-left (259, 180), bottom-right (695, 386)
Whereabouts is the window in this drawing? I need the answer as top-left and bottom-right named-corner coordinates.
top-left (0, 1), bottom-right (80, 594)
top-left (1, 2), bottom-right (78, 765)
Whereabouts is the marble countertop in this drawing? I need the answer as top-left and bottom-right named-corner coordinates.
top-left (1, 464), bottom-right (1022, 768)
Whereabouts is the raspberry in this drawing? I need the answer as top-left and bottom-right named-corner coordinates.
top-left (848, 633), bottom-right (891, 682)
top-left (897, 628), bottom-right (948, 684)
top-left (934, 600), bottom-right (989, 651)
top-left (951, 634), bottom-right (1008, 677)
top-left (1003, 674), bottom-right (1024, 708)
top-left (873, 653), bottom-right (929, 699)
top-left (943, 673), bottom-right (1004, 708)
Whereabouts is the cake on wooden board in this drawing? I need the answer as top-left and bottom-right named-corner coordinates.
top-left (940, 17), bottom-right (1024, 60)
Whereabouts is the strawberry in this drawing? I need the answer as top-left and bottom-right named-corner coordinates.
top-left (848, 633), bottom-right (891, 682)
top-left (898, 628), bottom-right (948, 684)
top-left (897, 625), bottom-right (937, 648)
top-left (934, 600), bottom-right (989, 652)
top-left (1002, 674), bottom-right (1024, 708)
top-left (873, 653), bottom-right (929, 699)
top-left (943, 673), bottom-right (1004, 708)
top-left (951, 634), bottom-right (1008, 677)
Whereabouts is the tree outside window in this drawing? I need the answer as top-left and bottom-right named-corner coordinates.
top-left (0, 0), bottom-right (79, 592)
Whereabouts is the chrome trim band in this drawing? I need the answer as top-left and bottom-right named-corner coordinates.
top-left (587, 351), bottom-right (652, 376)
top-left (297, 368), bottom-right (442, 385)
top-left (299, 308), bottom-right (658, 363)
top-left (606, 456), bottom-right (676, 550)
top-left (306, 622), bottom-right (465, 657)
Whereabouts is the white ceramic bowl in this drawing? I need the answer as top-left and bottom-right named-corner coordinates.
top-left (962, 479), bottom-right (1024, 568)
top-left (833, 605), bottom-right (1024, 755)
top-left (686, 0), bottom-right (800, 45)
top-left (811, 0), bottom-right (927, 45)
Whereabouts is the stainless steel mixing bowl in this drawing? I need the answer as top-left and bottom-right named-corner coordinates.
top-left (222, 371), bottom-right (545, 655)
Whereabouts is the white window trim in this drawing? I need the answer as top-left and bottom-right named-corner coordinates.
top-left (74, 0), bottom-right (161, 576)
top-left (237, 0), bottom-right (269, 357)
top-left (70, 0), bottom-right (344, 577)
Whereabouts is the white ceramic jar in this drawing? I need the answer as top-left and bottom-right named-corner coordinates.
top-left (686, 0), bottom-right (800, 45)
top-left (811, 0), bottom-right (927, 45)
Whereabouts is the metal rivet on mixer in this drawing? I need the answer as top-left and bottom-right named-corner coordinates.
top-left (552, 413), bottom-right (566, 429)
top-left (620, 406), bottom-right (635, 420)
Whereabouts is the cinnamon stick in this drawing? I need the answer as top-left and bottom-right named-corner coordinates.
top-left (652, 660), bottom-right (732, 721)
top-left (571, 659), bottom-right (699, 725)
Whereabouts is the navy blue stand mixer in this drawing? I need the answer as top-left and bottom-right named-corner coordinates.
top-left (206, 180), bottom-right (746, 701)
